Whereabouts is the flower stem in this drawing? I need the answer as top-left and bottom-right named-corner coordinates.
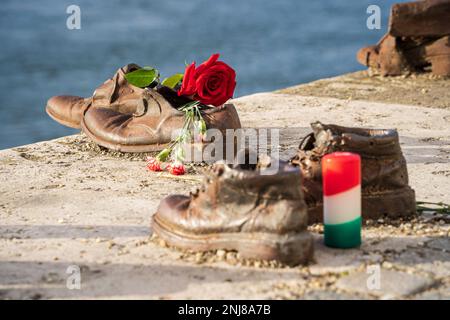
top-left (160, 100), bottom-right (207, 164)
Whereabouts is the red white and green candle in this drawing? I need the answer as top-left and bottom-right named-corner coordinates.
top-left (322, 152), bottom-right (362, 248)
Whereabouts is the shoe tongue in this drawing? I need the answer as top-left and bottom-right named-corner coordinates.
top-left (92, 63), bottom-right (142, 107)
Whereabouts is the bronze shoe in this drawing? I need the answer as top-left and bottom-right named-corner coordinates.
top-left (152, 157), bottom-right (313, 266)
top-left (81, 86), bottom-right (241, 153)
top-left (291, 122), bottom-right (416, 224)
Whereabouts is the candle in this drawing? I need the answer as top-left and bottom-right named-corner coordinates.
top-left (322, 152), bottom-right (361, 248)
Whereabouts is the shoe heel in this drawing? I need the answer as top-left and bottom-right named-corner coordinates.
top-left (430, 55), bottom-right (450, 76)
top-left (362, 187), bottom-right (416, 219)
top-left (307, 187), bottom-right (416, 223)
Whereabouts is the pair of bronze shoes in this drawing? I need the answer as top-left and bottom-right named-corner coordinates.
top-left (46, 64), bottom-right (241, 152)
top-left (357, 0), bottom-right (450, 76)
top-left (152, 122), bottom-right (416, 266)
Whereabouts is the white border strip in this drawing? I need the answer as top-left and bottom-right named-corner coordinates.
top-left (324, 185), bottom-right (361, 225)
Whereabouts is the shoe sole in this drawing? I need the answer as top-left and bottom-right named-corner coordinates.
top-left (80, 103), bottom-right (241, 153)
top-left (151, 214), bottom-right (314, 266)
top-left (308, 186), bottom-right (416, 224)
top-left (80, 116), bottom-right (171, 153)
top-left (80, 113), bottom-right (216, 154)
top-left (46, 105), bottom-right (82, 129)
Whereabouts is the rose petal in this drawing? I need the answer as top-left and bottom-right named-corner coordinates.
top-left (178, 62), bottom-right (197, 96)
top-left (203, 53), bottom-right (220, 68)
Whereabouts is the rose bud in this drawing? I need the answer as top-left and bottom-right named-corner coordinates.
top-left (167, 162), bottom-right (186, 175)
top-left (146, 157), bottom-right (162, 172)
top-left (194, 119), bottom-right (207, 142)
top-left (174, 146), bottom-right (185, 163)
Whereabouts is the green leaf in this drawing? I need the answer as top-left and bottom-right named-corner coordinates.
top-left (161, 73), bottom-right (184, 89)
top-left (124, 67), bottom-right (159, 88)
top-left (156, 148), bottom-right (171, 162)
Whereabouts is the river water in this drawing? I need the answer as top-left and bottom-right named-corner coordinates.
top-left (0, 0), bottom-right (405, 148)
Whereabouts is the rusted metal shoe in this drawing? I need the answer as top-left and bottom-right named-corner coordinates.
top-left (357, 0), bottom-right (450, 76)
top-left (291, 122), bottom-right (416, 224)
top-left (152, 156), bottom-right (314, 266)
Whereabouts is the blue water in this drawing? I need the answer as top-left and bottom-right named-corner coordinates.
top-left (0, 0), bottom-right (406, 149)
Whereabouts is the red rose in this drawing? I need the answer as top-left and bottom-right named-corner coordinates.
top-left (178, 53), bottom-right (236, 107)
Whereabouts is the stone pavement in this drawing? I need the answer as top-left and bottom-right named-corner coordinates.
top-left (0, 71), bottom-right (449, 299)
